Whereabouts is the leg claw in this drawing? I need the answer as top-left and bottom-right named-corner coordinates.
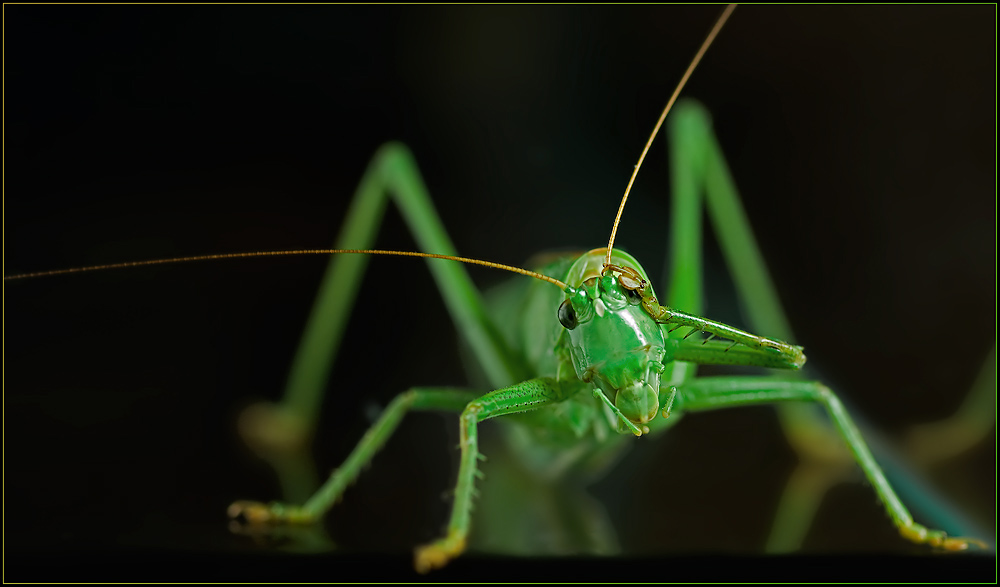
top-left (228, 500), bottom-right (278, 525)
top-left (413, 534), bottom-right (466, 574)
top-left (900, 523), bottom-right (989, 551)
top-left (228, 500), bottom-right (314, 526)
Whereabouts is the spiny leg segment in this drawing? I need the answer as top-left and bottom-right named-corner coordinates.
top-left (233, 378), bottom-right (567, 573)
top-left (413, 378), bottom-right (567, 573)
top-left (230, 388), bottom-right (479, 526)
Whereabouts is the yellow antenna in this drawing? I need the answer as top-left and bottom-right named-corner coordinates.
top-left (4, 249), bottom-right (568, 290)
top-left (603, 3), bottom-right (737, 271)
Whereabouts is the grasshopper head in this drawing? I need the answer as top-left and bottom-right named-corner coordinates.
top-left (559, 250), bottom-right (667, 435)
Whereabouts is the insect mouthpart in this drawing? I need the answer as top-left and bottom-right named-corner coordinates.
top-left (615, 379), bottom-right (661, 430)
top-left (584, 346), bottom-right (668, 436)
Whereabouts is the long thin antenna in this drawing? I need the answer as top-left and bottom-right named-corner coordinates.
top-left (603, 3), bottom-right (737, 271)
top-left (4, 249), bottom-right (569, 290)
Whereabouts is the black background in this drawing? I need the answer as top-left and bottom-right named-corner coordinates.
top-left (5, 5), bottom-right (995, 583)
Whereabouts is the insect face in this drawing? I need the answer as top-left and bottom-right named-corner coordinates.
top-left (561, 255), bottom-right (668, 433)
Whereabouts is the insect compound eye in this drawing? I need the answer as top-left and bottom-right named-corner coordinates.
top-left (612, 268), bottom-right (645, 305)
top-left (557, 299), bottom-right (578, 330)
top-left (624, 286), bottom-right (643, 305)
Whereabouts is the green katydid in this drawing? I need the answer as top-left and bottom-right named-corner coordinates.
top-left (5, 4), bottom-right (994, 581)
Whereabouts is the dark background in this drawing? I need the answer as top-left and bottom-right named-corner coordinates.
top-left (5, 5), bottom-right (995, 582)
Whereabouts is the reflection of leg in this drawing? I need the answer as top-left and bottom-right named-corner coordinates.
top-left (763, 460), bottom-right (843, 553)
top-left (906, 343), bottom-right (996, 465)
top-left (473, 436), bottom-right (620, 557)
top-left (677, 376), bottom-right (986, 550)
top-left (559, 481), bottom-right (620, 556)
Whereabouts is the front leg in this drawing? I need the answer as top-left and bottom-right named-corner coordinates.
top-left (414, 378), bottom-right (568, 573)
top-left (230, 388), bottom-right (479, 527)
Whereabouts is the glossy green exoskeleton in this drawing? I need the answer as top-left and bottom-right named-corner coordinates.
top-left (226, 130), bottom-right (984, 571)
